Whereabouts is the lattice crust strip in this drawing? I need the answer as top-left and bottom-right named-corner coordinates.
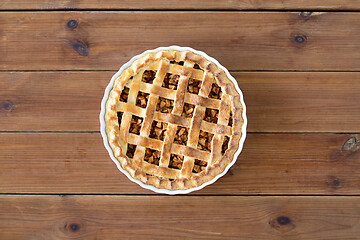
top-left (105, 50), bottom-right (244, 190)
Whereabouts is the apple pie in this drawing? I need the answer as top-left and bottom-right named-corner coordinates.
top-left (104, 49), bottom-right (245, 190)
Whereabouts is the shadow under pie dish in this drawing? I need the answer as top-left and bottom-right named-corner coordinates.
top-left (100, 46), bottom-right (247, 194)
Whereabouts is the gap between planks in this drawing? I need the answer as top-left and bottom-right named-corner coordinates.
top-left (0, 131), bottom-right (359, 134)
top-left (1, 70), bottom-right (360, 72)
top-left (0, 9), bottom-right (360, 12)
top-left (3, 193), bottom-right (360, 197)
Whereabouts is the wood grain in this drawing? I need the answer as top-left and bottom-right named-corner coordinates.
top-left (0, 72), bottom-right (109, 132)
top-left (240, 72), bottom-right (360, 133)
top-left (1, 72), bottom-right (359, 132)
top-left (0, 7), bottom-right (358, 240)
top-left (1, 133), bottom-right (359, 194)
top-left (1, 195), bottom-right (360, 240)
top-left (1, 12), bottom-right (360, 71)
top-left (1, 0), bottom-right (360, 10)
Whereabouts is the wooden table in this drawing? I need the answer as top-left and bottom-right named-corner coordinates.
top-left (1, 1), bottom-right (360, 239)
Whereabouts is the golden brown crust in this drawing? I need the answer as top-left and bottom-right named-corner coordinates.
top-left (105, 50), bottom-right (244, 190)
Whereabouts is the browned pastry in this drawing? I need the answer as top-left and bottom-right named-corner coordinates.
top-left (105, 50), bottom-right (244, 190)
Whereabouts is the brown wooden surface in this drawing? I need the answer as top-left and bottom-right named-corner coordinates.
top-left (1, 0), bottom-right (360, 10)
top-left (1, 71), bottom-right (359, 132)
top-left (1, 3), bottom-right (360, 239)
top-left (1, 12), bottom-right (360, 71)
top-left (1, 195), bottom-right (360, 240)
top-left (1, 133), bottom-right (359, 195)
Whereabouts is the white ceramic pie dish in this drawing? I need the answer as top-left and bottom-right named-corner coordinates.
top-left (100, 46), bottom-right (247, 195)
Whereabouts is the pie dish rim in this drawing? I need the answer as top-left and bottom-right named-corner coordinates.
top-left (100, 46), bottom-right (247, 195)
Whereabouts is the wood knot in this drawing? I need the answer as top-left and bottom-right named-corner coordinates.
top-left (332, 179), bottom-right (340, 186)
top-left (269, 215), bottom-right (295, 231)
top-left (67, 19), bottom-right (78, 29)
top-left (331, 136), bottom-right (359, 162)
top-left (326, 176), bottom-right (342, 190)
top-left (70, 223), bottom-right (80, 232)
top-left (294, 35), bottom-right (306, 44)
top-left (277, 216), bottom-right (291, 225)
top-left (342, 137), bottom-right (359, 153)
top-left (66, 222), bottom-right (81, 232)
top-left (73, 42), bottom-right (89, 56)
top-left (300, 12), bottom-right (312, 18)
top-left (290, 33), bottom-right (307, 47)
top-left (0, 100), bottom-right (15, 111)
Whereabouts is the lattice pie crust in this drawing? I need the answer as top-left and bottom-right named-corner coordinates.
top-left (105, 50), bottom-right (244, 190)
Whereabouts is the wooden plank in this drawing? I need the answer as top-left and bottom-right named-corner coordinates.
top-left (0, 72), bottom-right (109, 132)
top-left (1, 72), bottom-right (359, 132)
top-left (1, 0), bottom-right (360, 10)
top-left (1, 195), bottom-right (360, 239)
top-left (1, 12), bottom-right (360, 71)
top-left (240, 72), bottom-right (360, 133)
top-left (0, 133), bottom-right (359, 194)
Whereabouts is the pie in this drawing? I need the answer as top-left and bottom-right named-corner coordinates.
top-left (104, 49), bottom-right (245, 190)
